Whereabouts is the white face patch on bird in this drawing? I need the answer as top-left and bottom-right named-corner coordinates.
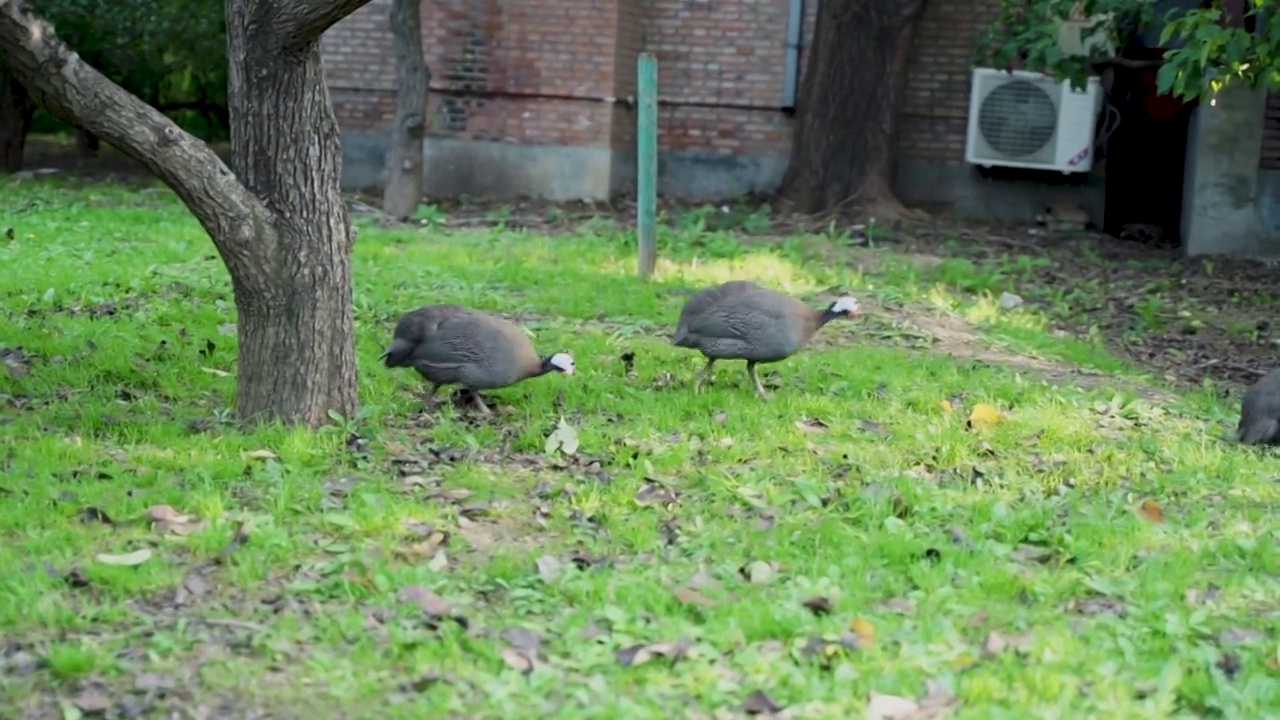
top-left (549, 352), bottom-right (576, 375)
top-left (830, 296), bottom-right (860, 315)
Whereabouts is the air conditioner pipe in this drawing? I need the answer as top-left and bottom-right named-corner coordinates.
top-left (782, 0), bottom-right (804, 112)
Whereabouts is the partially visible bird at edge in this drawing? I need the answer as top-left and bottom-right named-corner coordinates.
top-left (1238, 367), bottom-right (1280, 445)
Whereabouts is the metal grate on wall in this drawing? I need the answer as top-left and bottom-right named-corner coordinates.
top-left (1263, 90), bottom-right (1280, 170)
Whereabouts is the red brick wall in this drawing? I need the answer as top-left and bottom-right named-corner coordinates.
top-left (322, 0), bottom-right (624, 147)
top-left (321, 0), bottom-right (1001, 166)
top-left (901, 0), bottom-right (1002, 163)
top-left (638, 0), bottom-right (815, 157)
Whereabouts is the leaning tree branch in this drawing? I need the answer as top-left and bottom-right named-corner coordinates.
top-left (0, 0), bottom-right (267, 267)
top-left (274, 0), bottom-right (377, 52)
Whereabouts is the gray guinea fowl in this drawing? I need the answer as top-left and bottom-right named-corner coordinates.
top-left (671, 280), bottom-right (860, 398)
top-left (382, 304), bottom-right (575, 414)
top-left (1238, 368), bottom-right (1280, 445)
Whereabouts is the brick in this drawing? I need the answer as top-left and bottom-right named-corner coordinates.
top-left (321, 0), bottom-right (1280, 170)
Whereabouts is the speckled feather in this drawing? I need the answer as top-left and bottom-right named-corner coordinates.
top-left (673, 281), bottom-right (829, 363)
top-left (1238, 368), bottom-right (1280, 445)
top-left (385, 304), bottom-right (543, 390)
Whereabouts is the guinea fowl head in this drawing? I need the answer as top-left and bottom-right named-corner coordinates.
top-left (540, 352), bottom-right (576, 376)
top-left (824, 295), bottom-right (860, 318)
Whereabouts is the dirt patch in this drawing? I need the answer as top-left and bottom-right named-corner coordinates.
top-left (876, 307), bottom-right (1181, 405)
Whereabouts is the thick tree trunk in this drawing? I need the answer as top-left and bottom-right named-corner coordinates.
top-left (779, 0), bottom-right (931, 218)
top-left (224, 1), bottom-right (359, 425)
top-left (0, 61), bottom-right (33, 173)
top-left (381, 0), bottom-right (430, 219)
top-left (0, 0), bottom-right (374, 427)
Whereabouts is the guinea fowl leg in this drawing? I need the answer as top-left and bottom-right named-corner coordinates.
top-left (420, 382), bottom-right (443, 409)
top-left (746, 361), bottom-right (771, 400)
top-left (693, 359), bottom-right (716, 392)
top-left (471, 392), bottom-right (493, 415)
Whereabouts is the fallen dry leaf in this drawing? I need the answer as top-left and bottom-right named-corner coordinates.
top-left (866, 680), bottom-right (957, 720)
top-left (96, 549), bottom-right (152, 566)
top-left (396, 585), bottom-right (454, 617)
top-left (635, 479), bottom-right (679, 506)
top-left (742, 689), bottom-right (783, 715)
top-left (500, 646), bottom-right (534, 673)
top-left (614, 638), bottom-right (692, 668)
top-left (402, 519), bottom-right (435, 537)
top-left (801, 596), bottom-right (834, 616)
top-left (849, 617), bottom-right (876, 647)
top-left (78, 506), bottom-right (113, 525)
top-left (795, 417), bottom-right (829, 433)
top-left (671, 586), bottom-right (717, 607)
top-left (427, 549), bottom-right (449, 572)
top-left (243, 449), bottom-right (278, 460)
top-left (71, 686), bottom-right (112, 713)
top-left (866, 692), bottom-right (918, 720)
top-left (395, 530), bottom-right (449, 561)
top-left (544, 417), bottom-right (580, 456)
top-left (983, 630), bottom-right (1034, 655)
top-left (536, 555), bottom-right (563, 582)
top-left (502, 626), bottom-right (542, 654)
top-left (1136, 498), bottom-right (1165, 523)
top-left (133, 671), bottom-right (176, 693)
top-left (859, 419), bottom-right (890, 437)
top-left (967, 403), bottom-right (1003, 428)
top-left (939, 399), bottom-right (954, 414)
top-left (146, 505), bottom-right (187, 523)
top-left (173, 570), bottom-right (209, 605)
top-left (740, 560), bottom-right (779, 584)
top-left (146, 504), bottom-right (205, 536)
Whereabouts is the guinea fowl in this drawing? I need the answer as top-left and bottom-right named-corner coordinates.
top-left (382, 304), bottom-right (575, 414)
top-left (671, 280), bottom-right (860, 398)
top-left (1238, 368), bottom-right (1280, 445)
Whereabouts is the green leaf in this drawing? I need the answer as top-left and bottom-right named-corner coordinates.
top-left (1155, 62), bottom-right (1180, 97)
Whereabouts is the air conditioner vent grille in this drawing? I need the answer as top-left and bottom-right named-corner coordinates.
top-left (978, 79), bottom-right (1058, 158)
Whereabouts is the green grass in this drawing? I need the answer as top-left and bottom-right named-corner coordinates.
top-left (1, 179), bottom-right (1278, 719)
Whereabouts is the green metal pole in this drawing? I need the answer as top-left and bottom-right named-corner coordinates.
top-left (636, 53), bottom-right (658, 279)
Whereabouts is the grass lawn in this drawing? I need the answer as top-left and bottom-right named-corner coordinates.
top-left (1, 178), bottom-right (1278, 719)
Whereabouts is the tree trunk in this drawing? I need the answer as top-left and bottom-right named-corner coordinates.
top-left (0, 0), bottom-right (375, 427)
top-left (381, 0), bottom-right (430, 219)
top-left (224, 1), bottom-right (360, 425)
top-left (0, 61), bottom-right (33, 173)
top-left (778, 0), bottom-right (931, 219)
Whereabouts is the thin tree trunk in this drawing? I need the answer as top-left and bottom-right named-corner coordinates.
top-left (779, 0), bottom-right (931, 219)
top-left (0, 0), bottom-right (374, 427)
top-left (382, 0), bottom-right (430, 219)
top-left (76, 128), bottom-right (100, 157)
top-left (0, 61), bottom-right (33, 173)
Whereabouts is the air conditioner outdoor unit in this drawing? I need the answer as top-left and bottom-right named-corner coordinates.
top-left (965, 67), bottom-right (1104, 174)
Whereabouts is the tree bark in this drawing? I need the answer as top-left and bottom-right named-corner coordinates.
top-left (0, 0), bottom-right (373, 427)
top-left (381, 0), bottom-right (430, 219)
top-left (0, 60), bottom-right (33, 173)
top-left (778, 0), bottom-right (931, 219)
